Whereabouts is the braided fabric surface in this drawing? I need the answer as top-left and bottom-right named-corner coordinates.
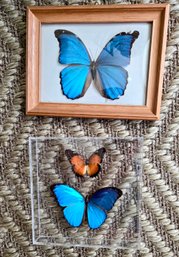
top-left (0, 0), bottom-right (179, 256)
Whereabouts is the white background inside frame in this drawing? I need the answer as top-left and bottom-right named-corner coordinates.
top-left (40, 23), bottom-right (151, 105)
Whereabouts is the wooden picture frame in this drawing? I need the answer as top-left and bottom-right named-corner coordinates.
top-left (26, 4), bottom-right (169, 120)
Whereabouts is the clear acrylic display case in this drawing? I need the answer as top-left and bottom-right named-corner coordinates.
top-left (29, 136), bottom-right (142, 249)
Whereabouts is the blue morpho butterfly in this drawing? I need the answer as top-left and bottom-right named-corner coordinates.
top-left (55, 29), bottom-right (139, 100)
top-left (51, 184), bottom-right (122, 229)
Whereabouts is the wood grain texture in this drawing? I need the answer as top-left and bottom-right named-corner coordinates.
top-left (26, 4), bottom-right (170, 120)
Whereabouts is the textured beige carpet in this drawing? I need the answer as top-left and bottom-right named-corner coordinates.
top-left (0, 0), bottom-right (179, 257)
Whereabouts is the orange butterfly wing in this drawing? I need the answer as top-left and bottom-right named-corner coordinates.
top-left (65, 150), bottom-right (86, 176)
top-left (87, 148), bottom-right (106, 177)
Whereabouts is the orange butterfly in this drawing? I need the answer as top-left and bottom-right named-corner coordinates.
top-left (65, 148), bottom-right (106, 177)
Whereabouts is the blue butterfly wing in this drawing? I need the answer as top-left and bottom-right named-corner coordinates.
top-left (97, 31), bottom-right (139, 67)
top-left (87, 201), bottom-right (107, 229)
top-left (55, 30), bottom-right (91, 65)
top-left (55, 30), bottom-right (92, 99)
top-left (87, 187), bottom-right (122, 229)
top-left (60, 65), bottom-right (91, 99)
top-left (52, 184), bottom-right (85, 227)
top-left (95, 31), bottom-right (139, 100)
top-left (95, 65), bottom-right (128, 100)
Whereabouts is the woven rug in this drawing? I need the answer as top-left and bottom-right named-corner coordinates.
top-left (0, 0), bottom-right (179, 256)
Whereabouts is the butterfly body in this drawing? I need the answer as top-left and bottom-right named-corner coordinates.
top-left (90, 61), bottom-right (97, 80)
top-left (55, 29), bottom-right (139, 100)
top-left (65, 148), bottom-right (106, 177)
top-left (51, 184), bottom-right (122, 229)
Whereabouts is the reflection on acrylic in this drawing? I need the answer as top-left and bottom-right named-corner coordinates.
top-left (55, 30), bottom-right (139, 100)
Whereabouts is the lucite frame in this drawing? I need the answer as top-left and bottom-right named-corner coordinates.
top-left (29, 136), bottom-right (142, 249)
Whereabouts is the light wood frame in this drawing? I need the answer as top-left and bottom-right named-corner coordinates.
top-left (26, 4), bottom-right (169, 120)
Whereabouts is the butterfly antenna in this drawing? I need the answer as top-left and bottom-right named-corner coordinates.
top-left (94, 38), bottom-right (106, 61)
top-left (88, 47), bottom-right (94, 62)
top-left (93, 44), bottom-right (99, 62)
top-left (95, 34), bottom-right (112, 61)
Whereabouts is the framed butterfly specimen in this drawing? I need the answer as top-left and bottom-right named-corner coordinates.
top-left (54, 29), bottom-right (139, 100)
top-left (26, 4), bottom-right (169, 120)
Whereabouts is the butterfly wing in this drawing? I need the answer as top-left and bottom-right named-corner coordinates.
top-left (52, 184), bottom-right (85, 227)
top-left (65, 150), bottom-right (87, 176)
top-left (87, 201), bottom-right (107, 229)
top-left (87, 147), bottom-right (106, 177)
top-left (55, 30), bottom-right (91, 65)
top-left (97, 31), bottom-right (139, 67)
top-left (60, 65), bottom-right (92, 99)
top-left (87, 187), bottom-right (122, 229)
top-left (95, 31), bottom-right (139, 100)
top-left (95, 65), bottom-right (128, 100)
top-left (55, 30), bottom-right (92, 99)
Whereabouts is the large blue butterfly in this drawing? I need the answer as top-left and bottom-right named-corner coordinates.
top-left (51, 184), bottom-right (122, 229)
top-left (55, 30), bottom-right (139, 100)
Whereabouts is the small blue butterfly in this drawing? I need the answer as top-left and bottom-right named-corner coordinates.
top-left (55, 30), bottom-right (139, 100)
top-left (51, 184), bottom-right (122, 229)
